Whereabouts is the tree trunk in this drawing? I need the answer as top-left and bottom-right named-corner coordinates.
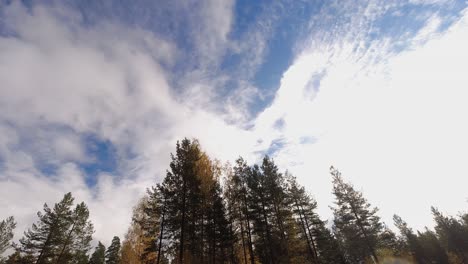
top-left (261, 199), bottom-right (274, 264)
top-left (55, 220), bottom-right (77, 264)
top-left (301, 205), bottom-right (320, 264)
top-left (156, 202), bottom-right (165, 264)
top-left (349, 202), bottom-right (379, 263)
top-left (242, 191), bottom-right (255, 264)
top-left (295, 200), bottom-right (315, 263)
top-left (36, 231), bottom-right (53, 264)
top-left (238, 204), bottom-right (248, 264)
top-left (179, 178), bottom-right (187, 264)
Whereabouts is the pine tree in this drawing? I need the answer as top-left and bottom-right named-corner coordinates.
top-left (89, 242), bottom-right (105, 264)
top-left (162, 139), bottom-right (203, 263)
top-left (56, 202), bottom-right (94, 263)
top-left (0, 216), bottom-right (16, 257)
top-left (286, 173), bottom-right (346, 264)
top-left (246, 163), bottom-right (274, 264)
top-left (431, 207), bottom-right (468, 263)
top-left (393, 215), bottom-right (426, 263)
top-left (330, 166), bottom-right (383, 263)
top-left (19, 192), bottom-right (75, 263)
top-left (261, 156), bottom-right (291, 263)
top-left (417, 228), bottom-right (449, 264)
top-left (105, 236), bottom-right (120, 264)
top-left (3, 249), bottom-right (35, 264)
top-left (17, 193), bottom-right (94, 264)
top-left (229, 157), bottom-right (255, 264)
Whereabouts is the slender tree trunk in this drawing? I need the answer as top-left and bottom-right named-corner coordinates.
top-left (156, 201), bottom-right (165, 264)
top-left (349, 202), bottom-right (379, 263)
top-left (212, 211), bottom-right (216, 264)
top-left (238, 204), bottom-right (248, 264)
top-left (179, 178), bottom-right (187, 264)
top-left (36, 229), bottom-right (54, 264)
top-left (228, 208), bottom-right (236, 264)
top-left (295, 200), bottom-right (315, 263)
top-left (55, 220), bottom-right (77, 264)
top-left (201, 199), bottom-right (205, 264)
top-left (261, 199), bottom-right (274, 264)
top-left (301, 205), bottom-right (320, 264)
top-left (242, 190), bottom-right (255, 264)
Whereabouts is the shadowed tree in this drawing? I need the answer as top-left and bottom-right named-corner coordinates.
top-left (19, 193), bottom-right (74, 263)
top-left (89, 242), bottom-right (106, 264)
top-left (431, 207), bottom-right (468, 263)
top-left (330, 167), bottom-right (383, 263)
top-left (105, 236), bottom-right (120, 264)
top-left (0, 216), bottom-right (16, 258)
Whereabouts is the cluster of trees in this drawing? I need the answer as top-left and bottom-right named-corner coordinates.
top-left (1, 138), bottom-right (467, 263)
top-left (0, 193), bottom-right (121, 264)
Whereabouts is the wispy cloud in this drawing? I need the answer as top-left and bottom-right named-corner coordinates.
top-left (0, 1), bottom-right (256, 245)
top-left (253, 1), bottom-right (468, 229)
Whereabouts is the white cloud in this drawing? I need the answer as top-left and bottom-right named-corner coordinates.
top-left (0, 1), bottom-right (252, 247)
top-left (255, 7), bottom-right (468, 230)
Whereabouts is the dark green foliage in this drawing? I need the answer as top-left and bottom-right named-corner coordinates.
top-left (6, 139), bottom-right (468, 264)
top-left (330, 166), bottom-right (383, 263)
top-left (105, 236), bottom-right (120, 264)
top-left (287, 173), bottom-right (346, 264)
top-left (394, 215), bottom-right (427, 263)
top-left (3, 250), bottom-right (35, 264)
top-left (89, 242), bottom-right (105, 264)
top-left (417, 228), bottom-right (450, 264)
top-left (431, 207), bottom-right (468, 262)
top-left (19, 193), bottom-right (75, 263)
top-left (151, 138), bottom-right (234, 263)
top-left (15, 192), bottom-right (94, 264)
top-left (56, 202), bottom-right (94, 263)
top-left (0, 216), bottom-right (16, 256)
top-left (162, 139), bottom-right (202, 263)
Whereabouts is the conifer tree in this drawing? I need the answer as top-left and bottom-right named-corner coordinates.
top-left (330, 166), bottom-right (383, 263)
top-left (229, 157), bottom-right (255, 264)
top-left (17, 193), bottom-right (94, 264)
top-left (105, 236), bottom-right (120, 264)
top-left (393, 215), bottom-right (426, 263)
top-left (0, 216), bottom-right (16, 257)
top-left (89, 242), bottom-right (106, 264)
top-left (417, 228), bottom-right (449, 264)
top-left (56, 202), bottom-right (94, 263)
top-left (431, 207), bottom-right (468, 263)
top-left (162, 139), bottom-right (203, 263)
top-left (286, 173), bottom-right (346, 264)
top-left (19, 192), bottom-right (75, 263)
top-left (246, 163), bottom-right (274, 264)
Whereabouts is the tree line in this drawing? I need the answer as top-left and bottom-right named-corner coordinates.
top-left (1, 138), bottom-right (467, 263)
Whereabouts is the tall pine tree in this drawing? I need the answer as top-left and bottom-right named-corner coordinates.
top-left (0, 216), bottom-right (16, 258)
top-left (330, 167), bottom-right (383, 263)
top-left (105, 236), bottom-right (120, 264)
top-left (89, 242), bottom-right (106, 264)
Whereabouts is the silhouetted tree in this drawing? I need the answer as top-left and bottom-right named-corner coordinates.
top-left (330, 167), bottom-right (383, 263)
top-left (105, 236), bottom-right (120, 264)
top-left (89, 242), bottom-right (105, 264)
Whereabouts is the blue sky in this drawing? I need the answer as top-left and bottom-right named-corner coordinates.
top-left (0, 0), bottom-right (467, 246)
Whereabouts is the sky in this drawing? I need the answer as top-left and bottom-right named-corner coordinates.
top-left (0, 0), bottom-right (467, 247)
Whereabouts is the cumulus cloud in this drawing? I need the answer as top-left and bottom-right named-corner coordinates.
top-left (0, 1), bottom-right (254, 246)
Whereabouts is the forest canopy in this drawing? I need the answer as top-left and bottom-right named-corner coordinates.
top-left (1, 138), bottom-right (468, 264)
